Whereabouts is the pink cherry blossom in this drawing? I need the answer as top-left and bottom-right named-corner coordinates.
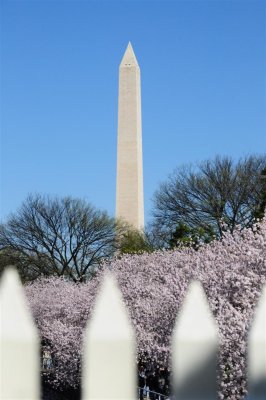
top-left (25, 218), bottom-right (266, 399)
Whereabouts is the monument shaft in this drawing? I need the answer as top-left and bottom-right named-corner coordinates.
top-left (116, 43), bottom-right (144, 230)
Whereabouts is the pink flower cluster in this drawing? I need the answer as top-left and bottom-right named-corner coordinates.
top-left (25, 218), bottom-right (266, 399)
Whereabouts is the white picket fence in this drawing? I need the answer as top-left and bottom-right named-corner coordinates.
top-left (0, 266), bottom-right (265, 400)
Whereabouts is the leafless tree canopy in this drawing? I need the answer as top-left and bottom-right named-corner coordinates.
top-left (152, 155), bottom-right (266, 241)
top-left (0, 195), bottom-right (120, 282)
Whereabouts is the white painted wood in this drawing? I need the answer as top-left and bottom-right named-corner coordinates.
top-left (0, 267), bottom-right (40, 399)
top-left (1, 267), bottom-right (263, 399)
top-left (82, 273), bottom-right (136, 400)
top-left (248, 283), bottom-right (266, 399)
top-left (172, 280), bottom-right (218, 400)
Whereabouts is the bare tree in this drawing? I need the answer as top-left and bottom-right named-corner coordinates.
top-left (0, 195), bottom-right (121, 282)
top-left (152, 155), bottom-right (266, 244)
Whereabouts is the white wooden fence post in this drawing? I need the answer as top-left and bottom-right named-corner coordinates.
top-left (0, 266), bottom-right (40, 399)
top-left (82, 273), bottom-right (136, 400)
top-left (172, 280), bottom-right (218, 400)
top-left (248, 283), bottom-right (266, 399)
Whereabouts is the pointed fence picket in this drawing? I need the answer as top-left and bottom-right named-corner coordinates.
top-left (248, 284), bottom-right (266, 400)
top-left (82, 274), bottom-right (136, 400)
top-left (172, 280), bottom-right (218, 400)
top-left (0, 267), bottom-right (40, 400)
top-left (0, 266), bottom-right (265, 400)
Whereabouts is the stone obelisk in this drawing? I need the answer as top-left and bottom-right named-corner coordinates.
top-left (116, 42), bottom-right (144, 230)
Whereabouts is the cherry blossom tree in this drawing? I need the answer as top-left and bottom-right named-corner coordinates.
top-left (25, 218), bottom-right (266, 399)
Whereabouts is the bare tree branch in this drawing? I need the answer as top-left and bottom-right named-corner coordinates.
top-left (151, 155), bottom-right (266, 245)
top-left (0, 195), bottom-right (119, 282)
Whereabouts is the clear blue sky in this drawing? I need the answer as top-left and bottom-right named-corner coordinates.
top-left (1, 0), bottom-right (265, 225)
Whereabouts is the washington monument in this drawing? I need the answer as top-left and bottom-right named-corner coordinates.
top-left (116, 42), bottom-right (144, 230)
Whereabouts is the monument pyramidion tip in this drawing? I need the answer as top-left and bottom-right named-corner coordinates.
top-left (120, 42), bottom-right (139, 67)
